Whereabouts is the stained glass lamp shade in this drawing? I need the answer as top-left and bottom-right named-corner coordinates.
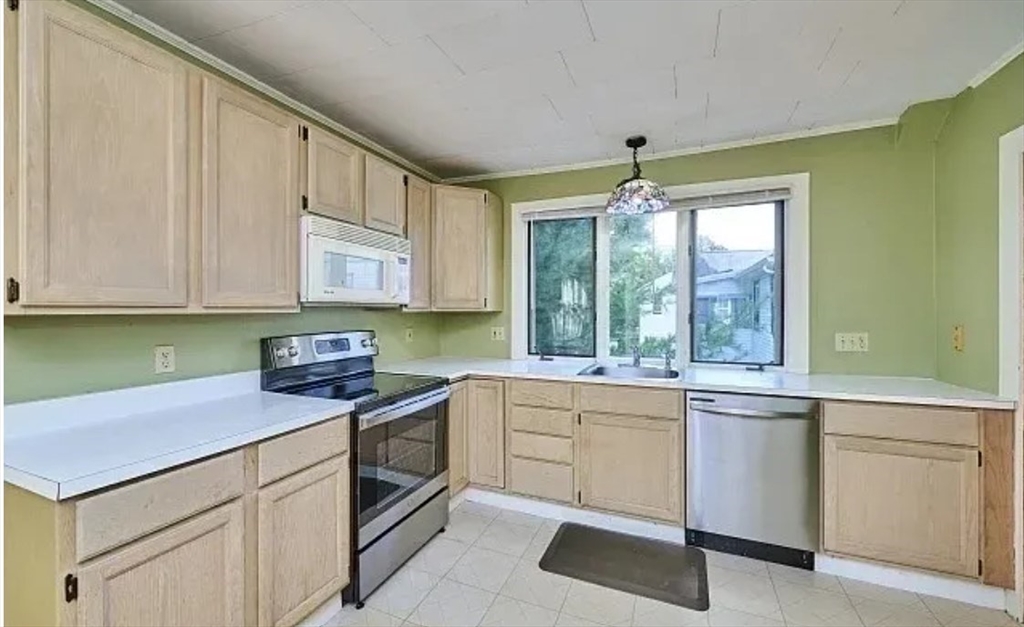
top-left (605, 135), bottom-right (671, 215)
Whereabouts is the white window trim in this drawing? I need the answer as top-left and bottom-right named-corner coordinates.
top-left (510, 173), bottom-right (810, 373)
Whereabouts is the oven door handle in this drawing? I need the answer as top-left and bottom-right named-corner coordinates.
top-left (358, 388), bottom-right (450, 431)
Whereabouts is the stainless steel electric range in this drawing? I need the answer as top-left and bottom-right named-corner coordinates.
top-left (260, 330), bottom-right (449, 607)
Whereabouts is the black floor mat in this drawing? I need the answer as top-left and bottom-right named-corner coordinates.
top-left (538, 522), bottom-right (709, 611)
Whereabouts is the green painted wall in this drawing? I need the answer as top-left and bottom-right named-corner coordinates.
top-left (4, 311), bottom-right (442, 403)
top-left (442, 105), bottom-right (955, 378)
top-left (934, 55), bottom-right (1024, 393)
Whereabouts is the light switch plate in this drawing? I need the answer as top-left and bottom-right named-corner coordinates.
top-left (154, 345), bottom-right (175, 373)
top-left (835, 332), bottom-right (869, 353)
top-left (490, 326), bottom-right (506, 341)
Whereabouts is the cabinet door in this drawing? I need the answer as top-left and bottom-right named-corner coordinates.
top-left (823, 435), bottom-right (979, 577)
top-left (432, 186), bottom-right (485, 310)
top-left (578, 413), bottom-right (682, 522)
top-left (364, 154), bottom-right (406, 235)
top-left (77, 501), bottom-right (244, 627)
top-left (202, 78), bottom-right (298, 308)
top-left (19, 1), bottom-right (188, 306)
top-left (258, 456), bottom-right (349, 627)
top-left (468, 379), bottom-right (505, 488)
top-left (307, 127), bottom-right (362, 224)
top-left (405, 175), bottom-right (432, 310)
top-left (448, 381), bottom-right (469, 494)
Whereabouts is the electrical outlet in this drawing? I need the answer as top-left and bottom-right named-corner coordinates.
top-left (835, 332), bottom-right (869, 353)
top-left (490, 326), bottom-right (506, 341)
top-left (404, 328), bottom-right (414, 343)
top-left (953, 325), bottom-right (965, 352)
top-left (154, 345), bottom-right (175, 374)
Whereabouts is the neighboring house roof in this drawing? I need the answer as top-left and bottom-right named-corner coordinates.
top-left (641, 250), bottom-right (774, 303)
top-left (696, 250), bottom-right (772, 277)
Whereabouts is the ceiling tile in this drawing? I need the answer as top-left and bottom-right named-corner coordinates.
top-left (581, 0), bottom-right (721, 60)
top-left (117, 0), bottom-right (303, 40)
top-left (436, 53), bottom-right (576, 110)
top-left (346, 0), bottom-right (525, 45)
top-left (200, 2), bottom-right (387, 77)
top-left (273, 37), bottom-right (464, 107)
top-left (429, 1), bottom-right (594, 73)
top-left (112, 0), bottom-right (1024, 179)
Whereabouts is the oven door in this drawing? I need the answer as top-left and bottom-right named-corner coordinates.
top-left (357, 389), bottom-right (449, 548)
top-left (305, 234), bottom-right (401, 305)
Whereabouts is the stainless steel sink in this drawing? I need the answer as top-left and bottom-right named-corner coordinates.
top-left (577, 364), bottom-right (680, 379)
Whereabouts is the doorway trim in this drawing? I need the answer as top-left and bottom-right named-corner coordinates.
top-left (997, 124), bottom-right (1023, 620)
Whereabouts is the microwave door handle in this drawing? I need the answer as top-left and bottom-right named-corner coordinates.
top-left (388, 257), bottom-right (400, 299)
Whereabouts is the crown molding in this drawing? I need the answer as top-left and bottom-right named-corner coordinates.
top-left (442, 117), bottom-right (899, 184)
top-left (968, 41), bottom-right (1024, 89)
top-left (87, 0), bottom-right (440, 182)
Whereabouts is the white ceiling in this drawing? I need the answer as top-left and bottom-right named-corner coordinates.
top-left (114, 0), bottom-right (1024, 180)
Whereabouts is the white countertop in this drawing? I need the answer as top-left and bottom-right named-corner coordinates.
top-left (4, 372), bottom-right (353, 501)
top-left (382, 357), bottom-right (1016, 410)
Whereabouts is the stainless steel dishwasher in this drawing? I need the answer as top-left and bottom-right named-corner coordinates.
top-left (686, 392), bottom-right (819, 569)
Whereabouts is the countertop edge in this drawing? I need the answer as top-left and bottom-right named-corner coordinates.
top-left (4, 403), bottom-right (353, 501)
top-left (384, 365), bottom-right (1017, 411)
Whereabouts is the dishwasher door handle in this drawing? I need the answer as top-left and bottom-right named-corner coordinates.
top-left (688, 405), bottom-right (815, 421)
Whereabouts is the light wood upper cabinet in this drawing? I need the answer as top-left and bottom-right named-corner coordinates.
top-left (823, 435), bottom-right (979, 578)
top-left (257, 456), bottom-right (349, 627)
top-left (17, 1), bottom-right (188, 307)
top-left (77, 501), bottom-right (245, 627)
top-left (468, 379), bottom-right (506, 488)
top-left (578, 412), bottom-right (682, 523)
top-left (201, 78), bottom-right (298, 309)
top-left (405, 175), bottom-right (432, 310)
top-left (448, 381), bottom-right (469, 494)
top-left (306, 127), bottom-right (362, 225)
top-left (364, 154), bottom-right (406, 236)
top-left (432, 185), bottom-right (503, 311)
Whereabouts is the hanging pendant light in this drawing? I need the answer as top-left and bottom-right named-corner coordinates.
top-left (605, 135), bottom-right (670, 215)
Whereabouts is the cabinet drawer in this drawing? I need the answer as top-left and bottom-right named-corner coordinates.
top-left (823, 402), bottom-right (978, 446)
top-left (258, 417), bottom-right (349, 487)
top-left (579, 385), bottom-right (680, 419)
top-left (509, 406), bottom-right (574, 437)
top-left (76, 451), bottom-right (244, 562)
top-left (510, 379), bottom-right (574, 409)
top-left (509, 432), bottom-right (573, 464)
top-left (509, 457), bottom-right (574, 503)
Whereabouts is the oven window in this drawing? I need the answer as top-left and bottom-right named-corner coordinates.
top-left (359, 399), bottom-right (447, 529)
top-left (324, 251), bottom-right (384, 291)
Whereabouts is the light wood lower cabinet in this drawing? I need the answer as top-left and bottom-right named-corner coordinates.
top-left (78, 500), bottom-right (245, 627)
top-left (257, 456), bottom-right (349, 627)
top-left (4, 417), bottom-right (352, 627)
top-left (468, 379), bottom-right (506, 488)
top-left (822, 435), bottom-right (979, 577)
top-left (578, 412), bottom-right (682, 523)
top-left (448, 380), bottom-right (469, 494)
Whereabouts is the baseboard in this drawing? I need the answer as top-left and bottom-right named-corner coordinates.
top-left (462, 488), bottom-right (1012, 613)
top-left (815, 554), bottom-right (1008, 610)
top-left (296, 593), bottom-right (343, 627)
top-left (461, 488), bottom-right (689, 544)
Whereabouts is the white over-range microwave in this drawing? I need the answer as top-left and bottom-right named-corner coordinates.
top-left (300, 215), bottom-right (411, 306)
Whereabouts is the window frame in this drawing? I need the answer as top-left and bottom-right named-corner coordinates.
top-left (510, 173), bottom-right (810, 374)
top-left (688, 200), bottom-right (785, 368)
top-left (527, 217), bottom-right (598, 358)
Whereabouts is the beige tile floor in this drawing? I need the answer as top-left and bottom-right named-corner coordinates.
top-left (326, 501), bottom-right (1018, 627)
